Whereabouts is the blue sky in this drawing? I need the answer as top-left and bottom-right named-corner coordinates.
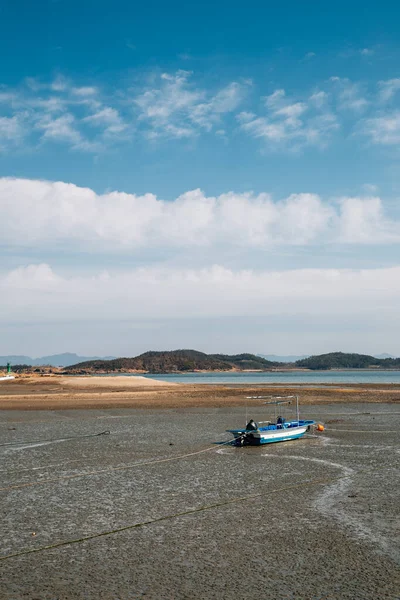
top-left (1, 0), bottom-right (399, 356)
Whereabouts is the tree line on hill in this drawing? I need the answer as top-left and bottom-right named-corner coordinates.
top-left (296, 352), bottom-right (400, 370)
top-left (63, 350), bottom-right (280, 373)
top-left (2, 350), bottom-right (400, 374)
top-left (64, 350), bottom-right (400, 373)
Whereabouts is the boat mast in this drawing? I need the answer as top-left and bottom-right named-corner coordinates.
top-left (296, 395), bottom-right (299, 422)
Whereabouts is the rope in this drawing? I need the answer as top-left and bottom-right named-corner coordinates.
top-left (0, 437), bottom-right (237, 492)
top-left (4, 422), bottom-right (391, 492)
top-left (2, 422), bottom-right (394, 492)
top-left (0, 440), bottom-right (396, 562)
top-left (0, 459), bottom-right (85, 475)
top-left (0, 473), bottom-right (352, 562)
top-left (326, 427), bottom-right (398, 433)
top-left (0, 430), bottom-right (110, 448)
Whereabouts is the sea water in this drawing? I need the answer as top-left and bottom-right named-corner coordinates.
top-left (132, 370), bottom-right (400, 384)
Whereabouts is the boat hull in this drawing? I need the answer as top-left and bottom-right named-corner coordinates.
top-left (245, 425), bottom-right (308, 445)
top-left (228, 421), bottom-right (314, 446)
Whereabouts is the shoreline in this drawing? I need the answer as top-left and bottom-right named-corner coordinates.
top-left (0, 376), bottom-right (399, 410)
top-left (4, 367), bottom-right (400, 379)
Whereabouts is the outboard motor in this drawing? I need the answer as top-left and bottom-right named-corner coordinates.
top-left (236, 419), bottom-right (259, 446)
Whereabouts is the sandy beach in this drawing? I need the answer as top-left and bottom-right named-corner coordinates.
top-left (0, 375), bottom-right (400, 410)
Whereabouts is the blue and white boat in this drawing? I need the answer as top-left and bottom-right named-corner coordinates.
top-left (227, 395), bottom-right (316, 446)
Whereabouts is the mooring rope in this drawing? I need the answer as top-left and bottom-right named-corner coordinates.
top-left (325, 427), bottom-right (398, 433)
top-left (0, 430), bottom-right (110, 448)
top-left (0, 436), bottom-right (237, 493)
top-left (0, 442), bottom-right (396, 561)
top-left (0, 473), bottom-right (352, 562)
top-left (0, 459), bottom-right (86, 475)
top-left (2, 464), bottom-right (396, 562)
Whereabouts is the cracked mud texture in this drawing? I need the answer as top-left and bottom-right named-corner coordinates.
top-left (0, 403), bottom-right (399, 599)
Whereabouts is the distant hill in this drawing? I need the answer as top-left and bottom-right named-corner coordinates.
top-left (295, 352), bottom-right (400, 370)
top-left (0, 355), bottom-right (33, 366)
top-left (3, 350), bottom-right (400, 374)
top-left (66, 350), bottom-right (280, 373)
top-left (258, 354), bottom-right (310, 363)
top-left (0, 353), bottom-right (116, 367)
top-left (210, 353), bottom-right (280, 370)
top-left (258, 352), bottom-right (396, 363)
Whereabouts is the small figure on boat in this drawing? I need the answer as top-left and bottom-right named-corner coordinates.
top-left (227, 396), bottom-right (319, 446)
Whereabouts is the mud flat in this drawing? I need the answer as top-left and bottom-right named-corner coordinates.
top-left (0, 402), bottom-right (399, 599)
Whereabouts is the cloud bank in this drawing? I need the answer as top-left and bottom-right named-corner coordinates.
top-left (1, 263), bottom-right (399, 324)
top-left (1, 178), bottom-right (399, 251)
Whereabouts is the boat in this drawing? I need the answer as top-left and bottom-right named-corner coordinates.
top-left (227, 395), bottom-right (318, 446)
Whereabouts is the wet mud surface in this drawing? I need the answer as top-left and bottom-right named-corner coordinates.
top-left (0, 403), bottom-right (399, 599)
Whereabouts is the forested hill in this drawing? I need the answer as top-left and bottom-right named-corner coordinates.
top-left (295, 352), bottom-right (400, 370)
top-left (5, 350), bottom-right (400, 374)
top-left (210, 353), bottom-right (280, 370)
top-left (65, 350), bottom-right (279, 373)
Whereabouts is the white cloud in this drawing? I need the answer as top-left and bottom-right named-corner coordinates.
top-left (237, 113), bottom-right (287, 143)
top-left (83, 107), bottom-right (127, 136)
top-left (83, 107), bottom-right (120, 125)
top-left (360, 48), bottom-right (374, 57)
top-left (71, 86), bottom-right (98, 96)
top-left (50, 76), bottom-right (69, 92)
top-left (33, 97), bottom-right (67, 113)
top-left (339, 47), bottom-right (376, 59)
top-left (0, 92), bottom-right (16, 103)
top-left (330, 76), bottom-right (369, 111)
top-left (0, 71), bottom-right (243, 151)
top-left (362, 183), bottom-right (379, 194)
top-left (274, 102), bottom-right (307, 120)
top-left (135, 71), bottom-right (203, 124)
top-left (1, 70), bottom-right (400, 155)
top-left (378, 78), bottom-right (400, 103)
top-left (134, 71), bottom-right (247, 138)
top-left (190, 82), bottom-right (245, 130)
top-left (238, 87), bottom-right (338, 150)
top-left (361, 111), bottom-right (400, 145)
top-left (0, 115), bottom-right (26, 151)
top-left (309, 91), bottom-right (328, 109)
top-left (264, 89), bottom-right (285, 109)
top-left (264, 90), bottom-right (309, 125)
top-left (0, 178), bottom-right (399, 252)
top-left (338, 196), bottom-right (400, 243)
top-left (36, 113), bottom-right (80, 142)
top-left (1, 263), bottom-right (399, 323)
top-left (0, 116), bottom-right (23, 140)
top-left (34, 113), bottom-right (100, 151)
top-left (0, 76), bottom-right (126, 152)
